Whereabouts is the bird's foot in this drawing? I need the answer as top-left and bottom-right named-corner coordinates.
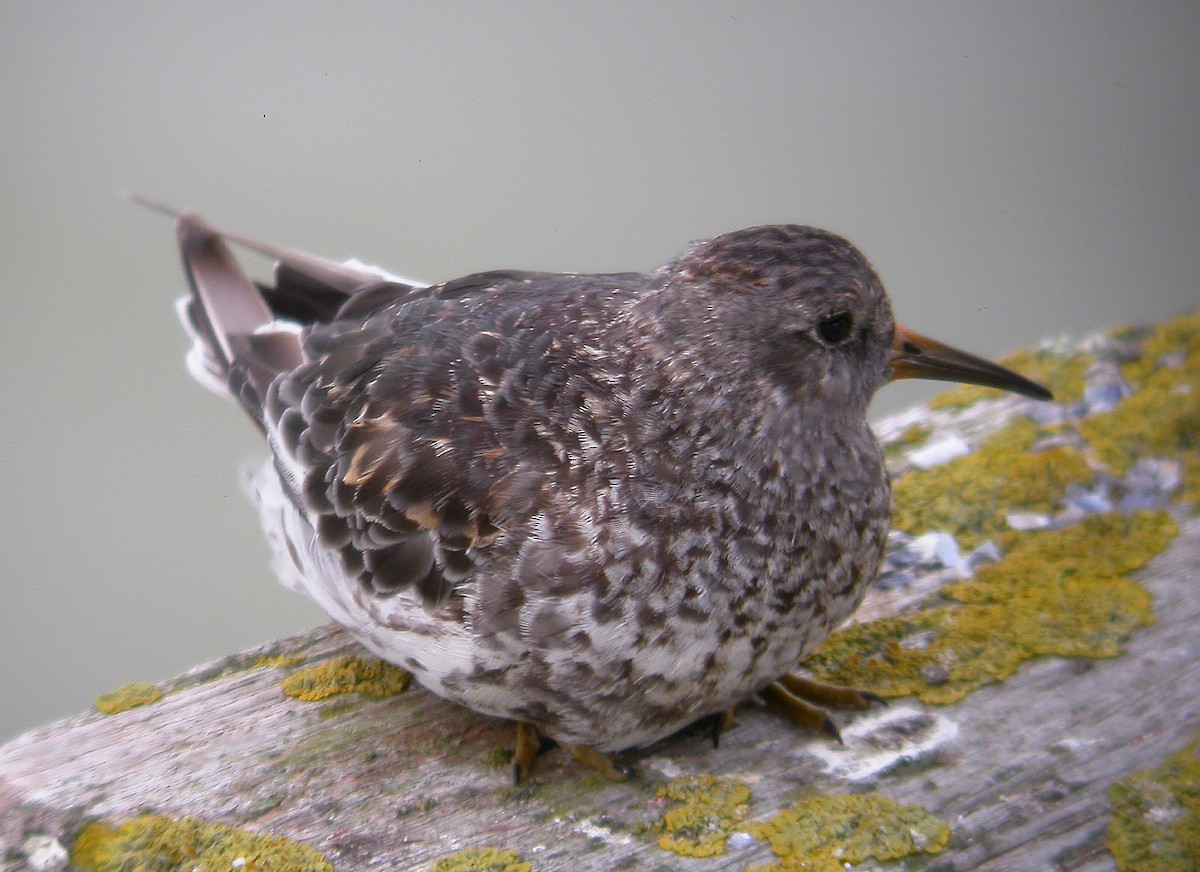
top-left (777, 672), bottom-right (886, 709)
top-left (510, 722), bottom-right (635, 784)
top-left (561, 743), bottom-right (636, 782)
top-left (761, 673), bottom-right (884, 744)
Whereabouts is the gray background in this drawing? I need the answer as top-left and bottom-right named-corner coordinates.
top-left (2, 3), bottom-right (1197, 743)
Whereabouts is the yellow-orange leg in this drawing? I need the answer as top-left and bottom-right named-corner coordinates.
top-left (760, 682), bottom-right (842, 742)
top-left (762, 673), bottom-right (884, 744)
top-left (511, 722), bottom-right (635, 784)
top-left (561, 744), bottom-right (636, 782)
top-left (776, 673), bottom-right (884, 709)
top-left (513, 721), bottom-right (543, 785)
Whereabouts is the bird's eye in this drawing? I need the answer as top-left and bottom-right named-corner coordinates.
top-left (816, 312), bottom-right (854, 345)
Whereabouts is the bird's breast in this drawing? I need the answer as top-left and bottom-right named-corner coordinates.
top-left (603, 418), bottom-right (891, 641)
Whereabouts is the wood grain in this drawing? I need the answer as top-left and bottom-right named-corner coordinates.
top-left (3, 376), bottom-right (1196, 872)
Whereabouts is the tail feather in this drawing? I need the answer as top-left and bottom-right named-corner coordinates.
top-left (129, 194), bottom-right (428, 426)
top-left (173, 211), bottom-right (301, 425)
top-left (175, 295), bottom-right (232, 398)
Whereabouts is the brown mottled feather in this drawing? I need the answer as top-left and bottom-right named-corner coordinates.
top-left (155, 202), bottom-right (936, 752)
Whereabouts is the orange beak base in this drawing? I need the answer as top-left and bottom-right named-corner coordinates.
top-left (889, 325), bottom-right (1053, 401)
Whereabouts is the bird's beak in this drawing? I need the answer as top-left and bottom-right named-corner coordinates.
top-left (888, 325), bottom-right (1053, 401)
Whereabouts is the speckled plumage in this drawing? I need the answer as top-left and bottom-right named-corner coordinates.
top-left (157, 208), bottom-right (1045, 762)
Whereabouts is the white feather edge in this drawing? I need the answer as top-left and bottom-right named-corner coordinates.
top-left (176, 258), bottom-right (430, 400)
top-left (341, 257), bottom-right (429, 289)
top-left (243, 451), bottom-right (506, 706)
top-left (175, 296), bottom-right (231, 399)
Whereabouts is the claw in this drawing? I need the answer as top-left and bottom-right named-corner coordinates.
top-left (761, 673), bottom-right (884, 744)
top-left (820, 716), bottom-right (844, 745)
top-left (859, 690), bottom-right (888, 708)
top-left (761, 681), bottom-right (834, 735)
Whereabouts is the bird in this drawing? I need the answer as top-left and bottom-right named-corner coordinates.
top-left (134, 196), bottom-right (1051, 783)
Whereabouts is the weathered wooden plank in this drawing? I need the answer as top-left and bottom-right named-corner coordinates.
top-left (2, 322), bottom-right (1198, 871)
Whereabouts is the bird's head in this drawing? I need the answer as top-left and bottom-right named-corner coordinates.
top-left (661, 225), bottom-right (1051, 416)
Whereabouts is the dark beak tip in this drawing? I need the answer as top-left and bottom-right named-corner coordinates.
top-left (890, 326), bottom-right (1059, 403)
top-left (1010, 373), bottom-right (1054, 402)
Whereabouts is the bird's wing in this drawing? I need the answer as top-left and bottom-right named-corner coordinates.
top-left (266, 279), bottom-right (602, 613)
top-left (142, 198), bottom-right (636, 619)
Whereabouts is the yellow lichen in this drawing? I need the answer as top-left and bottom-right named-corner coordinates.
top-left (901, 422), bottom-right (930, 444)
top-left (252, 653), bottom-right (306, 669)
top-left (281, 654), bottom-right (410, 702)
top-left (930, 347), bottom-right (1090, 410)
top-left (945, 509), bottom-right (1176, 603)
top-left (883, 422), bottom-right (933, 466)
top-left (317, 701), bottom-right (362, 719)
top-left (70, 814), bottom-right (333, 871)
top-left (431, 847), bottom-right (531, 872)
top-left (806, 511), bottom-right (1175, 704)
top-left (94, 682), bottom-right (163, 715)
top-left (1080, 371), bottom-right (1199, 476)
top-left (1080, 310), bottom-right (1200, 496)
top-left (1107, 736), bottom-right (1200, 871)
top-left (891, 418), bottom-right (1093, 550)
top-left (747, 793), bottom-right (950, 871)
top-left (651, 773), bottom-right (752, 858)
top-left (1120, 309), bottom-right (1200, 387)
top-left (897, 422), bottom-right (932, 447)
top-left (1182, 450), bottom-right (1200, 510)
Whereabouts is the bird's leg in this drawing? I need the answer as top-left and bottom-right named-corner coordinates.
top-left (511, 723), bottom-right (634, 783)
top-left (776, 673), bottom-right (885, 710)
top-left (559, 744), bottom-right (636, 782)
top-left (512, 721), bottom-right (543, 785)
top-left (760, 682), bottom-right (843, 743)
top-left (707, 709), bottom-right (737, 749)
top-left (760, 673), bottom-right (884, 744)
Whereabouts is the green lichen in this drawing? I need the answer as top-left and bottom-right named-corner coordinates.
top-left (280, 654), bottom-right (410, 702)
top-left (1080, 310), bottom-right (1200, 504)
top-left (746, 793), bottom-right (951, 871)
top-left (806, 511), bottom-right (1175, 704)
top-left (431, 847), bottom-right (531, 872)
top-left (891, 418), bottom-right (1093, 550)
top-left (94, 682), bottom-right (164, 715)
top-left (650, 773), bottom-right (752, 858)
top-left (480, 747), bottom-right (514, 770)
top-left (70, 814), bottom-right (333, 871)
top-left (1107, 737), bottom-right (1200, 871)
top-left (929, 347), bottom-right (1090, 411)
